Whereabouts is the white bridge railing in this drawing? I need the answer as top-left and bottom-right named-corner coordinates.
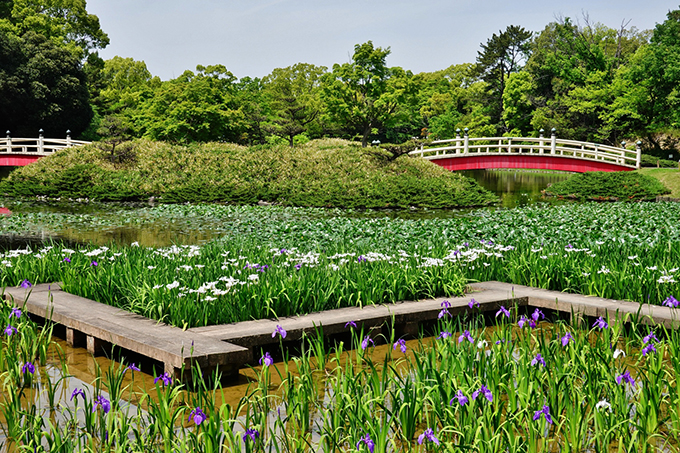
top-left (1, 131), bottom-right (91, 156)
top-left (410, 130), bottom-right (641, 169)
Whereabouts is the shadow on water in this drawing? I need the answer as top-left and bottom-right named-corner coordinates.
top-left (460, 169), bottom-right (571, 208)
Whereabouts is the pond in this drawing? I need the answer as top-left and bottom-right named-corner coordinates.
top-left (0, 169), bottom-right (571, 249)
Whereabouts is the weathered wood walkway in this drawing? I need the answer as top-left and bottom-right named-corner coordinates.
top-left (4, 281), bottom-right (679, 381)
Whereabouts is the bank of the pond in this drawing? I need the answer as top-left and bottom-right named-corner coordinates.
top-left (0, 138), bottom-right (497, 208)
top-left (639, 167), bottom-right (680, 198)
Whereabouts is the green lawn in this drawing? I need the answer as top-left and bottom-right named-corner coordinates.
top-left (639, 168), bottom-right (680, 198)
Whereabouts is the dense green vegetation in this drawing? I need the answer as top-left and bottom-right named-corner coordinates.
top-left (1, 202), bottom-right (679, 327)
top-left (3, 2), bottom-right (680, 159)
top-left (544, 171), bottom-right (670, 201)
top-left (0, 139), bottom-right (496, 207)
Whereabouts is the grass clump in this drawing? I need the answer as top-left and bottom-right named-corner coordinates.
top-left (0, 139), bottom-right (497, 208)
top-left (544, 171), bottom-right (670, 201)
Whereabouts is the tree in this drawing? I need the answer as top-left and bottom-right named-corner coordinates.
top-left (606, 8), bottom-right (680, 153)
top-left (131, 65), bottom-right (246, 142)
top-left (0, 30), bottom-right (92, 136)
top-left (0, 0), bottom-right (109, 59)
top-left (321, 41), bottom-right (412, 147)
top-left (262, 63), bottom-right (326, 146)
top-left (474, 25), bottom-right (533, 133)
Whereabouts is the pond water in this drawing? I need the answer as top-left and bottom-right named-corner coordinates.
top-left (0, 169), bottom-right (571, 249)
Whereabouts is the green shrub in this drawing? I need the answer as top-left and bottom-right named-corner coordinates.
top-left (544, 171), bottom-right (670, 201)
top-left (0, 139), bottom-right (498, 208)
top-left (640, 153), bottom-right (678, 168)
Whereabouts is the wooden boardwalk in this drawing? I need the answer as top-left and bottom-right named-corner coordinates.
top-left (5, 281), bottom-right (679, 381)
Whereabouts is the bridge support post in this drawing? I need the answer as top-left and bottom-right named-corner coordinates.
top-left (38, 129), bottom-right (44, 154)
top-left (550, 129), bottom-right (556, 155)
top-left (66, 130), bottom-right (71, 147)
top-left (539, 129), bottom-right (544, 154)
top-left (636, 141), bottom-right (642, 169)
top-left (464, 128), bottom-right (469, 154)
top-left (455, 129), bottom-right (461, 154)
top-left (5, 131), bottom-right (10, 153)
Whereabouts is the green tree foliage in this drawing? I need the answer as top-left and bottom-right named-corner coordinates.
top-left (262, 63), bottom-right (326, 146)
top-left (0, 30), bottom-right (92, 136)
top-left (525, 18), bottom-right (648, 143)
top-left (321, 41), bottom-right (414, 147)
top-left (474, 25), bottom-right (532, 133)
top-left (0, 0), bottom-right (109, 58)
top-left (131, 65), bottom-right (246, 143)
top-left (607, 8), bottom-right (680, 154)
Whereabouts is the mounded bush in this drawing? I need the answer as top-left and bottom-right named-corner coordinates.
top-left (0, 139), bottom-right (497, 208)
top-left (544, 171), bottom-right (671, 201)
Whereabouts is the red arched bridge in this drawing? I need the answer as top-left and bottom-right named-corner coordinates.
top-left (0, 132), bottom-right (90, 166)
top-left (410, 131), bottom-right (641, 172)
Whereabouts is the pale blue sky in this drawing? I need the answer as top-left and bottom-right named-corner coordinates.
top-left (86, 0), bottom-right (677, 80)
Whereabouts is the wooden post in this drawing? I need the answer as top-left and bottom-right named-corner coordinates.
top-left (538, 129), bottom-right (544, 154)
top-left (508, 137), bottom-right (513, 153)
top-left (66, 130), bottom-right (72, 147)
top-left (5, 131), bottom-right (10, 153)
top-left (620, 141), bottom-right (626, 165)
top-left (550, 128), bottom-right (556, 155)
top-left (455, 129), bottom-right (461, 154)
top-left (636, 141), bottom-right (642, 169)
top-left (463, 128), bottom-right (469, 154)
top-left (38, 129), bottom-right (44, 153)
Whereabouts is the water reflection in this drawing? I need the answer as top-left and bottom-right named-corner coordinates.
top-left (460, 169), bottom-right (570, 208)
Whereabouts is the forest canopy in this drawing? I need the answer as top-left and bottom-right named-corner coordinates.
top-left (2, 2), bottom-right (680, 159)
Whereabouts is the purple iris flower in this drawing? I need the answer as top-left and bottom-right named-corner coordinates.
top-left (518, 315), bottom-right (536, 329)
top-left (616, 370), bottom-right (635, 387)
top-left (531, 308), bottom-right (544, 322)
top-left (272, 325), bottom-right (287, 339)
top-left (531, 353), bottom-right (546, 367)
top-left (294, 263), bottom-right (302, 270)
top-left (93, 395), bottom-right (111, 414)
top-left (417, 428), bottom-right (440, 445)
top-left (154, 372), bottom-right (172, 386)
top-left (356, 433), bottom-right (375, 453)
top-left (468, 298), bottom-right (479, 309)
top-left (438, 331), bottom-right (452, 340)
top-left (441, 300), bottom-right (451, 308)
top-left (90, 261), bottom-right (98, 267)
top-left (496, 306), bottom-right (510, 318)
top-left (9, 308), bottom-right (21, 319)
top-left (259, 352), bottom-right (274, 366)
top-left (561, 332), bottom-right (573, 347)
top-left (593, 317), bottom-right (608, 329)
top-left (71, 388), bottom-right (85, 401)
top-left (63, 257), bottom-right (71, 263)
top-left (243, 428), bottom-right (260, 442)
top-left (471, 385), bottom-right (493, 403)
top-left (438, 308), bottom-right (450, 319)
top-left (361, 336), bottom-right (374, 350)
top-left (20, 279), bottom-right (31, 289)
top-left (642, 343), bottom-right (657, 356)
top-left (533, 405), bottom-right (553, 424)
top-left (345, 320), bottom-right (357, 329)
top-left (22, 362), bottom-right (35, 374)
top-left (449, 390), bottom-right (468, 406)
top-left (189, 406), bottom-right (208, 425)
top-left (4, 325), bottom-right (16, 336)
top-left (458, 330), bottom-right (474, 344)
top-left (393, 339), bottom-right (407, 353)
top-left (643, 331), bottom-right (658, 344)
top-left (125, 363), bottom-right (140, 373)
top-left (279, 248), bottom-right (288, 254)
top-left (663, 295), bottom-right (679, 308)
top-left (357, 256), bottom-right (367, 263)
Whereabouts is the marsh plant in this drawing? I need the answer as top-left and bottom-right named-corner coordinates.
top-left (1, 293), bottom-right (680, 452)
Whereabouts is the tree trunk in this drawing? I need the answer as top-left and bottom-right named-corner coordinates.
top-left (288, 134), bottom-right (294, 147)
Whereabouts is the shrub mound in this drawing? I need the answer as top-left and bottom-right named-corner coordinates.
top-left (544, 171), bottom-right (670, 201)
top-left (0, 139), bottom-right (497, 208)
